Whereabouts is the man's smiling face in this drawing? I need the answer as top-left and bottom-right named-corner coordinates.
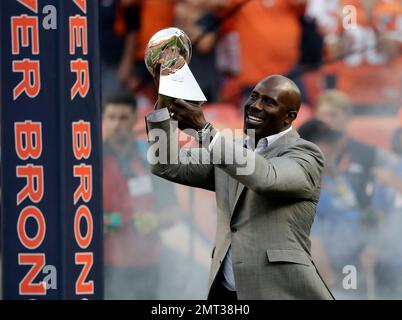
top-left (243, 77), bottom-right (300, 142)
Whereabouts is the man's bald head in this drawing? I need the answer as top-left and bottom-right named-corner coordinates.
top-left (259, 75), bottom-right (302, 112)
top-left (244, 75), bottom-right (302, 140)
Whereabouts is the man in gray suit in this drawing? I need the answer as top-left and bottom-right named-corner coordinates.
top-left (145, 74), bottom-right (334, 300)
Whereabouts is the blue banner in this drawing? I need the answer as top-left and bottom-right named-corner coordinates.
top-left (1, 0), bottom-right (103, 299)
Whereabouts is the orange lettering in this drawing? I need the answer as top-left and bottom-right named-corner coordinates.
top-left (18, 253), bottom-right (46, 295)
top-left (16, 164), bottom-right (44, 205)
top-left (69, 15), bottom-right (88, 55)
top-left (75, 252), bottom-right (94, 294)
top-left (17, 0), bottom-right (38, 13)
top-left (73, 164), bottom-right (92, 204)
top-left (70, 59), bottom-right (89, 99)
top-left (11, 15), bottom-right (39, 55)
top-left (15, 121), bottom-right (42, 160)
top-left (17, 206), bottom-right (46, 250)
top-left (72, 121), bottom-right (91, 159)
top-left (74, 205), bottom-right (93, 249)
top-left (73, 0), bottom-right (87, 13)
top-left (13, 59), bottom-right (41, 99)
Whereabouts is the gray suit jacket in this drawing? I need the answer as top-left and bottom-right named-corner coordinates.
top-left (146, 117), bottom-right (334, 300)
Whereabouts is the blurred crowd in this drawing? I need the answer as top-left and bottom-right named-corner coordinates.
top-left (100, 0), bottom-right (402, 299)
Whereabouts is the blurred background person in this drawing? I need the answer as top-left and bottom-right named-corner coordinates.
top-left (315, 90), bottom-right (380, 210)
top-left (102, 91), bottom-right (179, 299)
top-left (100, 0), bottom-right (176, 107)
top-left (100, 0), bottom-right (140, 102)
top-left (315, 90), bottom-right (383, 298)
top-left (308, 0), bottom-right (402, 111)
top-left (175, 1), bottom-right (221, 102)
top-left (201, 0), bottom-right (307, 105)
top-left (128, 0), bottom-right (175, 106)
top-left (371, 120), bottom-right (402, 299)
top-left (299, 119), bottom-right (366, 299)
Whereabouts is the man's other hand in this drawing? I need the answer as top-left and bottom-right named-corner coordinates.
top-left (170, 99), bottom-right (207, 131)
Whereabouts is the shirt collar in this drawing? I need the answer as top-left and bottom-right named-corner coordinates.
top-left (246, 126), bottom-right (293, 153)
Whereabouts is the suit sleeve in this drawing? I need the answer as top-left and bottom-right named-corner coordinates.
top-left (146, 109), bottom-right (215, 191)
top-left (210, 133), bottom-right (324, 199)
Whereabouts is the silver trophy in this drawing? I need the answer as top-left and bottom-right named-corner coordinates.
top-left (145, 27), bottom-right (207, 102)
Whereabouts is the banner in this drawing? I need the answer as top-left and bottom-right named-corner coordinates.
top-left (1, 0), bottom-right (103, 299)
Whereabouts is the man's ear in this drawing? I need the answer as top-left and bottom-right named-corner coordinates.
top-left (286, 111), bottom-right (298, 124)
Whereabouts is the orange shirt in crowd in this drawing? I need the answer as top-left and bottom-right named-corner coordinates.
top-left (114, 0), bottom-right (175, 60)
top-left (134, 0), bottom-right (175, 61)
top-left (220, 0), bottom-right (306, 88)
top-left (321, 0), bottom-right (402, 107)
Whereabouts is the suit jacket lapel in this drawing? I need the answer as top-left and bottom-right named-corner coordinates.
top-left (228, 175), bottom-right (239, 214)
top-left (229, 128), bottom-right (300, 218)
top-left (231, 181), bottom-right (245, 217)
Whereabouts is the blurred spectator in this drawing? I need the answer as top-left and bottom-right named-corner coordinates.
top-left (207, 0), bottom-right (307, 101)
top-left (175, 1), bottom-right (221, 102)
top-left (309, 0), bottom-right (402, 110)
top-left (313, 90), bottom-right (402, 298)
top-left (299, 119), bottom-right (365, 299)
top-left (371, 125), bottom-right (402, 298)
top-left (316, 89), bottom-right (380, 211)
top-left (298, 8), bottom-right (324, 73)
top-left (128, 0), bottom-right (175, 104)
top-left (100, 0), bottom-right (176, 106)
top-left (102, 91), bottom-right (178, 299)
top-left (316, 91), bottom-right (383, 299)
top-left (100, 0), bottom-right (140, 101)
